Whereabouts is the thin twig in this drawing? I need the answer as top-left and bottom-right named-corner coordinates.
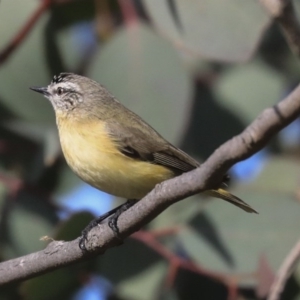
top-left (0, 0), bottom-right (52, 65)
top-left (260, 0), bottom-right (300, 58)
top-left (132, 230), bottom-right (237, 288)
top-left (118, 0), bottom-right (138, 26)
top-left (267, 239), bottom-right (300, 300)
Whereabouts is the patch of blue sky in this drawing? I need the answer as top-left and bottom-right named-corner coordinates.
top-left (73, 275), bottom-right (113, 300)
top-left (278, 118), bottom-right (300, 148)
top-left (70, 21), bottom-right (98, 53)
top-left (58, 184), bottom-right (114, 219)
top-left (231, 149), bottom-right (268, 181)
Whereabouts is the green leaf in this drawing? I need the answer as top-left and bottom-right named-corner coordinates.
top-left (21, 268), bottom-right (78, 300)
top-left (215, 59), bottom-right (286, 123)
top-left (143, 0), bottom-right (270, 62)
top-left (96, 236), bottom-right (163, 284)
top-left (116, 261), bottom-right (168, 300)
top-left (54, 212), bottom-right (94, 241)
top-left (149, 195), bottom-right (205, 229)
top-left (4, 196), bottom-right (55, 259)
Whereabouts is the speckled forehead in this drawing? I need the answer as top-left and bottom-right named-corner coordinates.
top-left (51, 74), bottom-right (63, 84)
top-left (51, 74), bottom-right (71, 84)
top-left (48, 80), bottom-right (79, 92)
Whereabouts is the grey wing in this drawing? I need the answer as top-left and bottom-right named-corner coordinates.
top-left (105, 121), bottom-right (200, 174)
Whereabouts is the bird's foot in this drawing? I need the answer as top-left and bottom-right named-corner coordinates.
top-left (79, 199), bottom-right (136, 251)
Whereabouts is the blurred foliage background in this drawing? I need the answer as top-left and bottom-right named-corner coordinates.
top-left (0, 0), bottom-right (300, 299)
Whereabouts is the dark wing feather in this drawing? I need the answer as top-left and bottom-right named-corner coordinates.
top-left (105, 121), bottom-right (199, 174)
top-left (153, 149), bottom-right (199, 172)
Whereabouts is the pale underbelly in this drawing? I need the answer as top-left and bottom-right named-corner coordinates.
top-left (65, 150), bottom-right (175, 199)
top-left (57, 118), bottom-right (175, 199)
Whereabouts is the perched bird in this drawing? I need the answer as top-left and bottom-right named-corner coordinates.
top-left (30, 73), bottom-right (257, 250)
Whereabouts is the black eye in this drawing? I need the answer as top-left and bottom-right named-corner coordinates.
top-left (57, 87), bottom-right (64, 95)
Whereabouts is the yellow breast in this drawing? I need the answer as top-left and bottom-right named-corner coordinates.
top-left (56, 116), bottom-right (174, 199)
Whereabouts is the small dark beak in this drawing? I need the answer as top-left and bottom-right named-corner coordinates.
top-left (30, 86), bottom-right (50, 97)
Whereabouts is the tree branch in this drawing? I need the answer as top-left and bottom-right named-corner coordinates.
top-left (1, 79), bottom-right (300, 285)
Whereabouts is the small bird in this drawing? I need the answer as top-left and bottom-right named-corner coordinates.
top-left (30, 73), bottom-right (257, 250)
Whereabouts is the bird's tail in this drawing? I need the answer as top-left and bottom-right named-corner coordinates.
top-left (206, 188), bottom-right (258, 214)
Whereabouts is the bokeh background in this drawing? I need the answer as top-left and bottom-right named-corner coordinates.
top-left (1, 0), bottom-right (300, 299)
